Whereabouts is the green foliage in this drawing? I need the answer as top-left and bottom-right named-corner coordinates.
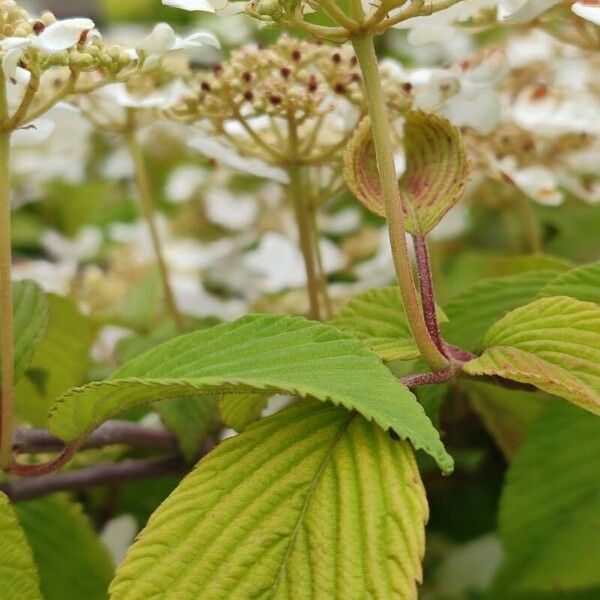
top-left (539, 260), bottom-right (600, 305)
top-left (49, 314), bottom-right (453, 471)
top-left (443, 270), bottom-right (558, 352)
top-left (15, 294), bottom-right (96, 426)
top-left (463, 296), bottom-right (600, 415)
top-left (15, 496), bottom-right (114, 600)
top-left (110, 401), bottom-right (428, 599)
top-left (0, 493), bottom-right (42, 600)
top-left (157, 395), bottom-right (218, 461)
top-left (498, 403), bottom-right (600, 592)
top-left (3, 280), bottom-right (48, 385)
top-left (331, 286), bottom-right (447, 361)
top-left (344, 111), bottom-right (469, 234)
top-left (219, 393), bottom-right (269, 432)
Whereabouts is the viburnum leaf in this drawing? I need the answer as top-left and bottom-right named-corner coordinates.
top-left (463, 296), bottom-right (600, 415)
top-left (48, 314), bottom-right (452, 472)
top-left (109, 401), bottom-right (428, 600)
top-left (15, 496), bottom-right (114, 600)
top-left (331, 286), bottom-right (447, 362)
top-left (443, 270), bottom-right (559, 352)
top-left (498, 403), bottom-right (600, 592)
top-left (0, 280), bottom-right (49, 386)
top-left (0, 493), bottom-right (42, 600)
top-left (219, 393), bottom-right (269, 432)
top-left (539, 260), bottom-right (600, 305)
top-left (343, 111), bottom-right (469, 234)
top-left (15, 294), bottom-right (95, 427)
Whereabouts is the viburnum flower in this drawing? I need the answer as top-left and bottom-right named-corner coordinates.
top-left (572, 0), bottom-right (600, 25)
top-left (162, 0), bottom-right (243, 15)
top-left (497, 0), bottom-right (561, 23)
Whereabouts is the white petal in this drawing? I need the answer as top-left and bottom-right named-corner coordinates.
top-left (137, 23), bottom-right (176, 56)
top-left (33, 18), bottom-right (95, 53)
top-left (572, 1), bottom-right (600, 25)
top-left (189, 136), bottom-right (290, 184)
top-left (162, 0), bottom-right (221, 13)
top-left (174, 31), bottom-right (221, 50)
top-left (2, 47), bottom-right (24, 80)
top-left (443, 86), bottom-right (501, 134)
top-left (498, 0), bottom-right (561, 23)
top-left (0, 37), bottom-right (32, 51)
top-left (11, 118), bottom-right (56, 146)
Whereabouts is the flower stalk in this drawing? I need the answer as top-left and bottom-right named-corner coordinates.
top-left (0, 73), bottom-right (14, 470)
top-left (351, 34), bottom-right (449, 372)
top-left (125, 122), bottom-right (186, 331)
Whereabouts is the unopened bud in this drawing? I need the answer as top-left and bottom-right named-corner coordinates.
top-left (257, 0), bottom-right (282, 18)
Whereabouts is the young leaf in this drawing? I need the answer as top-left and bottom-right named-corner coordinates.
top-left (0, 493), bottom-right (42, 600)
top-left (1, 280), bottom-right (48, 385)
top-left (110, 401), bottom-right (428, 600)
top-left (15, 496), bottom-right (114, 600)
top-left (498, 403), bottom-right (600, 592)
top-left (463, 296), bottom-right (600, 415)
top-left (331, 286), bottom-right (447, 361)
top-left (219, 393), bottom-right (269, 432)
top-left (49, 314), bottom-right (453, 472)
top-left (443, 270), bottom-right (559, 352)
top-left (344, 111), bottom-right (469, 234)
top-left (15, 294), bottom-right (95, 426)
top-left (539, 260), bottom-right (600, 305)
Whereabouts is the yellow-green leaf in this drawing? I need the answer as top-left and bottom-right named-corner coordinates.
top-left (331, 287), bottom-right (447, 361)
top-left (344, 111), bottom-right (469, 235)
top-left (1, 280), bottom-right (49, 386)
top-left (0, 493), bottom-right (42, 599)
top-left (219, 393), bottom-right (268, 432)
top-left (110, 401), bottom-right (428, 600)
top-left (463, 296), bottom-right (600, 415)
top-left (49, 314), bottom-right (453, 472)
top-left (539, 260), bottom-right (600, 305)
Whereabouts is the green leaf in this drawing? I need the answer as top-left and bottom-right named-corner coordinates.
top-left (466, 381), bottom-right (548, 460)
top-left (498, 403), bottom-right (600, 592)
top-left (157, 395), bottom-right (218, 461)
top-left (463, 296), bottom-right (600, 415)
top-left (0, 493), bottom-right (42, 600)
top-left (443, 270), bottom-right (561, 352)
top-left (344, 111), bottom-right (469, 234)
top-left (15, 294), bottom-right (96, 426)
top-left (331, 286), bottom-right (447, 362)
top-left (15, 496), bottom-right (114, 600)
top-left (1, 280), bottom-right (49, 385)
top-left (110, 401), bottom-right (428, 599)
top-left (539, 260), bottom-right (600, 305)
top-left (219, 393), bottom-right (269, 432)
top-left (49, 314), bottom-right (453, 472)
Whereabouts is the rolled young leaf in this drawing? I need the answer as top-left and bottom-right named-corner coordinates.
top-left (344, 111), bottom-right (469, 235)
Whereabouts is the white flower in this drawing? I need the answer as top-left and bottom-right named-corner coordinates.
top-left (189, 136), bottom-right (290, 184)
top-left (572, 1), bottom-right (600, 25)
top-left (204, 188), bottom-right (259, 231)
top-left (165, 165), bottom-right (209, 203)
top-left (0, 18), bottom-right (95, 78)
top-left (12, 260), bottom-right (77, 295)
top-left (136, 23), bottom-right (219, 60)
top-left (497, 0), bottom-right (561, 23)
top-left (42, 226), bottom-right (103, 263)
top-left (498, 157), bottom-right (563, 206)
top-left (162, 0), bottom-right (244, 15)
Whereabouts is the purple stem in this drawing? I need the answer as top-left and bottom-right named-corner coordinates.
top-left (401, 367), bottom-right (455, 388)
top-left (412, 235), bottom-right (446, 355)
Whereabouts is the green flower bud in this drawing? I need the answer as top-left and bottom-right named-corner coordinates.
top-left (257, 0), bottom-right (283, 19)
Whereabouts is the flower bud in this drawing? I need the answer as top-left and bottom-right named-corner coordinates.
top-left (257, 0), bottom-right (282, 19)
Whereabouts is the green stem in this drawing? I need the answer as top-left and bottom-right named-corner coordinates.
top-left (0, 73), bottom-right (14, 469)
top-left (515, 196), bottom-right (542, 254)
top-left (288, 163), bottom-right (324, 321)
top-left (308, 196), bottom-right (333, 320)
top-left (352, 35), bottom-right (449, 372)
top-left (126, 130), bottom-right (186, 331)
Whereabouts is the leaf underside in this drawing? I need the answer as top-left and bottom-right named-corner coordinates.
top-left (499, 403), bottom-right (600, 592)
top-left (49, 314), bottom-right (452, 472)
top-left (464, 296), bottom-right (600, 415)
top-left (219, 393), bottom-right (269, 432)
top-left (110, 401), bottom-right (428, 600)
top-left (344, 111), bottom-right (469, 235)
top-left (0, 493), bottom-right (42, 600)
